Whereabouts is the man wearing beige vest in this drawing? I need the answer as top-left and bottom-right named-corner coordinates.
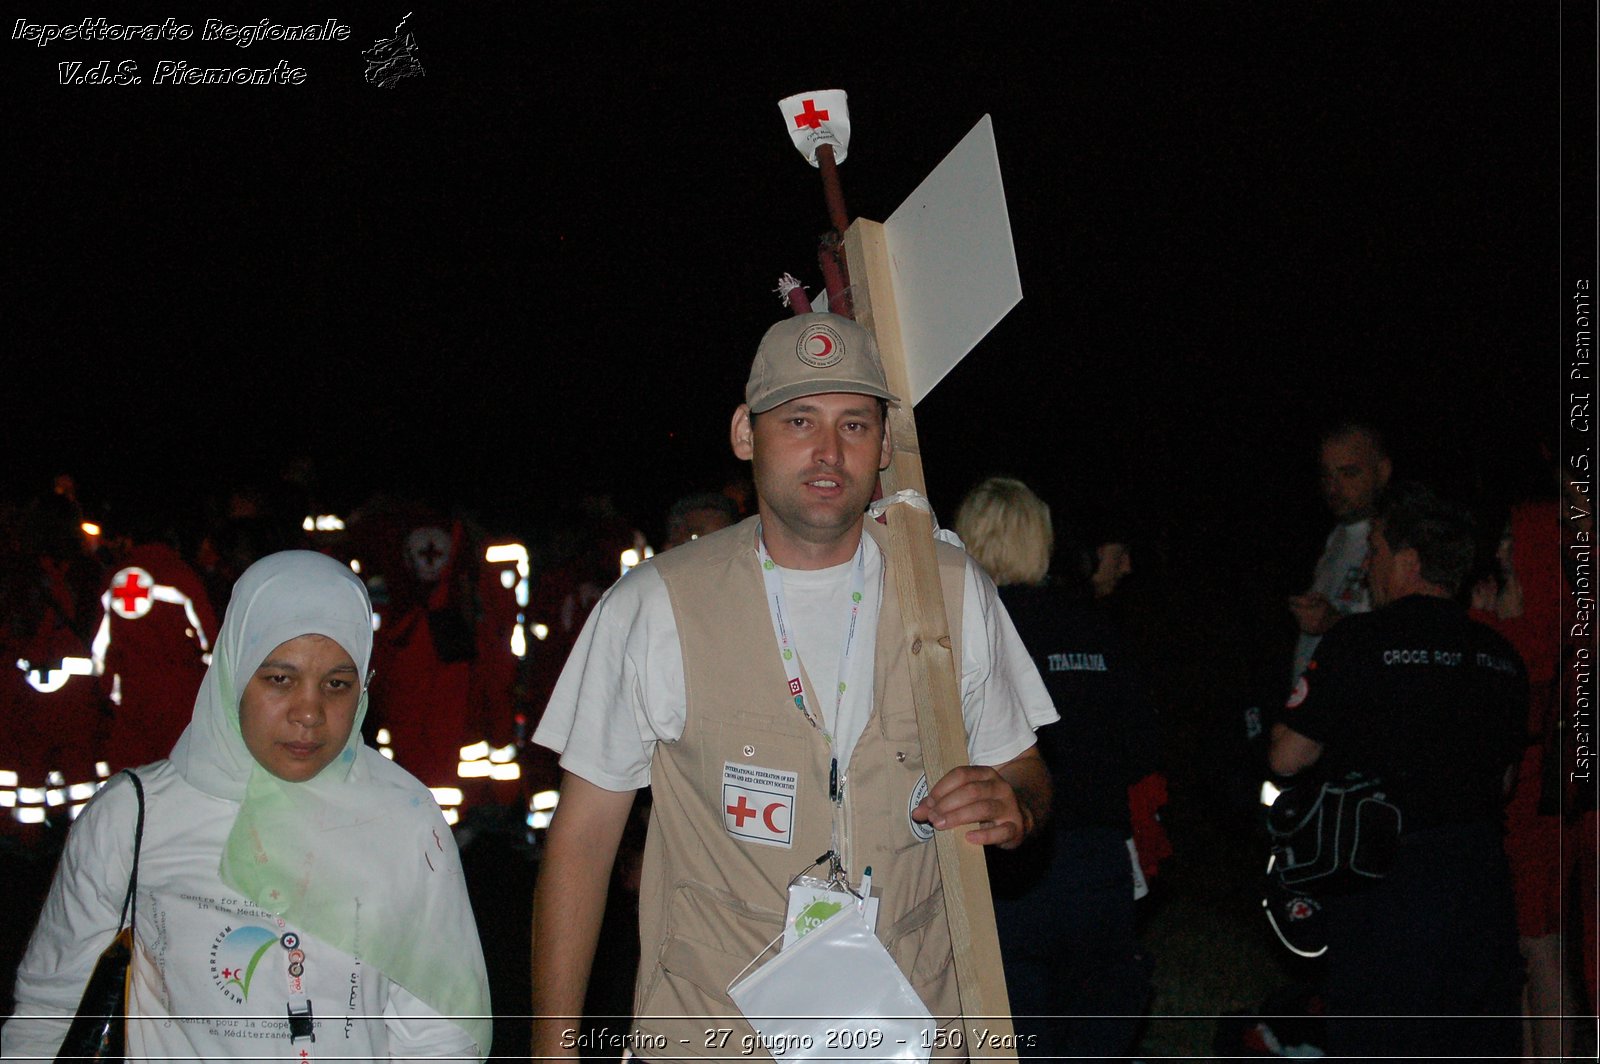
top-left (532, 313), bottom-right (1057, 1060)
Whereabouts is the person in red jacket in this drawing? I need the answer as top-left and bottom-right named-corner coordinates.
top-left (91, 518), bottom-right (219, 772)
top-left (1469, 495), bottom-right (1575, 1059)
top-left (0, 492), bottom-right (109, 837)
top-left (344, 495), bottom-right (521, 826)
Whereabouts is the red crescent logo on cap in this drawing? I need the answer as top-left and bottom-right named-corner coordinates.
top-left (796, 323), bottom-right (845, 368)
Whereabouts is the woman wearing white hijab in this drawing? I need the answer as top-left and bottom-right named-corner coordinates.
top-left (3, 550), bottom-right (492, 1061)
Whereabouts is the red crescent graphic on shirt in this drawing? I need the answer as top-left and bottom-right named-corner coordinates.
top-left (763, 802), bottom-right (788, 834)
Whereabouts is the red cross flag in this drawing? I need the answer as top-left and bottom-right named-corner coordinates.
top-left (778, 89), bottom-right (850, 167)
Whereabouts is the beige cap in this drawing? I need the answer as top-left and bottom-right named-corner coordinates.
top-left (745, 313), bottom-right (900, 413)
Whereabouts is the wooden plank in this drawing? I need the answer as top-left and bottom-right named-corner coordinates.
top-left (846, 218), bottom-right (1018, 1057)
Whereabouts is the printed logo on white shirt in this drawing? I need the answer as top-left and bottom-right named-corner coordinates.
top-left (722, 761), bottom-right (797, 848)
top-left (210, 924), bottom-right (279, 1004)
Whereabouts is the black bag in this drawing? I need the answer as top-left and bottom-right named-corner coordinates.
top-left (55, 769), bottom-right (145, 1064)
top-left (1266, 771), bottom-right (1401, 892)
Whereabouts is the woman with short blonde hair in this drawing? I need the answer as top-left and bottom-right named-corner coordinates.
top-left (953, 477), bottom-right (1054, 587)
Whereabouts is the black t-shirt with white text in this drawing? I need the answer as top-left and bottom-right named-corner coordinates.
top-left (998, 583), bottom-right (1158, 832)
top-left (1282, 594), bottom-right (1526, 830)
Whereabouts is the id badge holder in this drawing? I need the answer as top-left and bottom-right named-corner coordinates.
top-left (784, 875), bottom-right (880, 949)
top-left (729, 906), bottom-right (934, 1063)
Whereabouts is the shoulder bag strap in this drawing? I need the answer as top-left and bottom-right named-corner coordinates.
top-left (116, 769), bottom-right (145, 934)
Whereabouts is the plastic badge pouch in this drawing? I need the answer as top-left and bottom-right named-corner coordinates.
top-left (784, 876), bottom-right (880, 949)
top-left (729, 906), bottom-right (934, 1063)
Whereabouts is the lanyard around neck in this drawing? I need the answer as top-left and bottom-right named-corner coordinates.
top-left (755, 523), bottom-right (868, 800)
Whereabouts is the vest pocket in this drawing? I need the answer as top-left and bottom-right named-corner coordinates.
top-left (882, 887), bottom-right (954, 987)
top-left (639, 881), bottom-right (785, 1018)
top-left (712, 715), bottom-right (809, 762)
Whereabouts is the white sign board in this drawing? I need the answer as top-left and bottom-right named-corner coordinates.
top-left (884, 115), bottom-right (1021, 406)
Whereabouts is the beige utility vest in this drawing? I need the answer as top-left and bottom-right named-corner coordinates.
top-left (635, 516), bottom-right (966, 1056)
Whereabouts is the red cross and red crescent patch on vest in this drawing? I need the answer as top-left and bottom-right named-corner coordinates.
top-left (722, 761), bottom-right (797, 848)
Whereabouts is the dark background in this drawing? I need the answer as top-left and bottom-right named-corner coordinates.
top-left (3, 5), bottom-right (1591, 1054)
top-left (5, 2), bottom-right (1569, 553)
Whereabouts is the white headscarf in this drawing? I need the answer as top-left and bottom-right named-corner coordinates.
top-left (169, 550), bottom-right (491, 1056)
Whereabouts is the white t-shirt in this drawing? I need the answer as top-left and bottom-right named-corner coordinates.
top-left (534, 534), bottom-right (1057, 791)
top-left (1290, 517), bottom-right (1374, 683)
top-left (1, 762), bottom-right (479, 1063)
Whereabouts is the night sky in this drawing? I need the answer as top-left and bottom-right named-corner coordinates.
top-left (5, 2), bottom-right (1589, 555)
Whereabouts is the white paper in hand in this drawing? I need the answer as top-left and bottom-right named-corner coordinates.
top-left (778, 90), bottom-right (851, 167)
